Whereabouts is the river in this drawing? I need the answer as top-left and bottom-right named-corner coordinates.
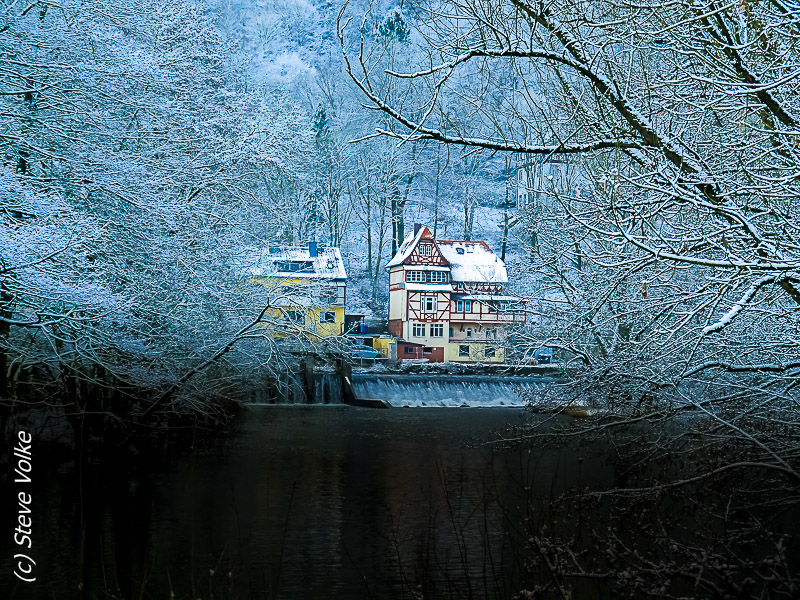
top-left (3, 404), bottom-right (796, 599)
top-left (1, 406), bottom-right (613, 600)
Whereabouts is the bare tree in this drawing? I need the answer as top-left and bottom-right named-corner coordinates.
top-left (339, 1), bottom-right (800, 591)
top-left (338, 0), bottom-right (800, 402)
top-left (0, 0), bottom-right (317, 428)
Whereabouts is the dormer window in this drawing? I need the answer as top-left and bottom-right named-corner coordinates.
top-left (277, 260), bottom-right (314, 273)
top-left (419, 244), bottom-right (432, 256)
top-left (456, 248), bottom-right (465, 255)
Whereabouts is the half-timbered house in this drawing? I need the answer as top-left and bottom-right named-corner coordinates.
top-left (387, 224), bottom-right (525, 363)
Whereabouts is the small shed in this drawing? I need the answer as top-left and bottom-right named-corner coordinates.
top-left (396, 340), bottom-right (425, 360)
top-left (345, 313), bottom-right (366, 333)
top-left (372, 335), bottom-right (397, 359)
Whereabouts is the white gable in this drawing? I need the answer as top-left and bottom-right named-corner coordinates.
top-left (386, 228), bottom-right (425, 268)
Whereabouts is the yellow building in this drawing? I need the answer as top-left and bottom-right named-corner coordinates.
top-left (247, 242), bottom-right (347, 339)
top-left (372, 335), bottom-right (396, 359)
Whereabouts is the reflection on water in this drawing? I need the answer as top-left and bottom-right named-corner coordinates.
top-left (0, 406), bottom-right (611, 599)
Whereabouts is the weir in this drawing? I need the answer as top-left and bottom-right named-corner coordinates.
top-left (350, 374), bottom-right (557, 407)
top-left (253, 371), bottom-right (345, 404)
top-left (254, 369), bottom-right (558, 407)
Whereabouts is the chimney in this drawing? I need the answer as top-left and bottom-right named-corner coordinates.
top-left (308, 241), bottom-right (317, 258)
top-left (413, 223), bottom-right (422, 236)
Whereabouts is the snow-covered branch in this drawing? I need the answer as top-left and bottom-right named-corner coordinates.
top-left (702, 275), bottom-right (777, 335)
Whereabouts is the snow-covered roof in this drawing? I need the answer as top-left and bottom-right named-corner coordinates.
top-left (386, 227), bottom-right (508, 284)
top-left (243, 245), bottom-right (347, 280)
top-left (437, 241), bottom-right (508, 283)
top-left (387, 227), bottom-right (426, 267)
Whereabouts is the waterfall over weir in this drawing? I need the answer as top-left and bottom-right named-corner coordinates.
top-left (351, 374), bottom-right (557, 408)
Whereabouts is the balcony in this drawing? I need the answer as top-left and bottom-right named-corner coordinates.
top-left (449, 310), bottom-right (526, 324)
top-left (449, 295), bottom-right (526, 324)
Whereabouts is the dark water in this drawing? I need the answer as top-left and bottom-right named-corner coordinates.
top-left (0, 406), bottom-right (610, 600)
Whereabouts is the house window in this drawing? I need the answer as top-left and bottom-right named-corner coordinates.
top-left (485, 347), bottom-right (496, 358)
top-left (277, 284), bottom-right (299, 299)
top-left (320, 311), bottom-right (336, 324)
top-left (486, 328), bottom-right (494, 339)
top-left (419, 244), bottom-right (432, 256)
top-left (466, 328), bottom-right (473, 338)
top-left (407, 271), bottom-right (425, 282)
top-left (422, 296), bottom-right (437, 312)
top-left (456, 248), bottom-right (465, 255)
top-left (430, 324), bottom-right (444, 337)
top-left (465, 300), bottom-right (472, 312)
top-left (405, 346), bottom-right (415, 354)
top-left (412, 323), bottom-right (425, 337)
top-left (456, 299), bottom-right (463, 312)
top-left (286, 310), bottom-right (305, 325)
top-left (449, 327), bottom-right (453, 338)
top-left (459, 345), bottom-right (470, 357)
top-left (428, 271), bottom-right (448, 283)
top-left (319, 289), bottom-right (338, 304)
top-left (423, 347), bottom-right (433, 354)
top-left (489, 301), bottom-right (509, 313)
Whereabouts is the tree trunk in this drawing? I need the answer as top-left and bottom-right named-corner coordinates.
top-left (373, 207), bottom-right (387, 301)
top-left (0, 283), bottom-right (11, 398)
top-left (433, 146), bottom-right (442, 238)
top-left (502, 156), bottom-right (512, 261)
top-left (366, 221), bottom-right (373, 275)
top-left (396, 207), bottom-right (405, 249)
top-left (501, 208), bottom-right (509, 262)
top-left (463, 198), bottom-right (474, 240)
top-left (391, 195), bottom-right (398, 256)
